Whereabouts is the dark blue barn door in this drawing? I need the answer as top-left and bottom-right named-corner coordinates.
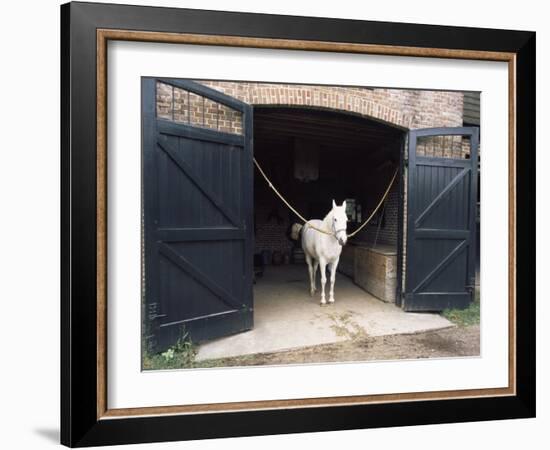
top-left (404, 127), bottom-right (479, 311)
top-left (142, 78), bottom-right (253, 352)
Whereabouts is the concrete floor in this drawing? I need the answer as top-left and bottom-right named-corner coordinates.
top-left (196, 264), bottom-right (453, 361)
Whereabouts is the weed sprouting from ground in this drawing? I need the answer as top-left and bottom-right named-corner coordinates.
top-left (142, 331), bottom-right (197, 370)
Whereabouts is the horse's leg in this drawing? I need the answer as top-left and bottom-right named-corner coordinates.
top-left (319, 258), bottom-right (327, 305)
top-left (328, 257), bottom-right (339, 303)
top-left (312, 259), bottom-right (319, 294)
top-left (305, 254), bottom-right (315, 296)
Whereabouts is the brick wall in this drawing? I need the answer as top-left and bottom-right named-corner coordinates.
top-left (157, 80), bottom-right (464, 131)
top-left (355, 184), bottom-right (400, 246)
top-left (198, 81), bottom-right (464, 130)
top-left (253, 204), bottom-right (294, 256)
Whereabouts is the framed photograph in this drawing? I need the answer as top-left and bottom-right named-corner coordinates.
top-left (61, 1), bottom-right (535, 447)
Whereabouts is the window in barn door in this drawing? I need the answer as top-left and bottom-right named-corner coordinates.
top-left (416, 134), bottom-right (473, 159)
top-left (155, 81), bottom-right (243, 135)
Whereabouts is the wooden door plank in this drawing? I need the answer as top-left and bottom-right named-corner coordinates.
top-left (158, 135), bottom-right (241, 227)
top-left (415, 168), bottom-right (470, 227)
top-left (159, 242), bottom-right (243, 310)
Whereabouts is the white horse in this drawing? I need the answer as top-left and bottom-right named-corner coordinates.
top-left (291, 200), bottom-right (348, 305)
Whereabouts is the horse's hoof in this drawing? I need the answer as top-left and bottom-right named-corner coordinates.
top-left (320, 299), bottom-right (327, 306)
top-left (328, 298), bottom-right (335, 304)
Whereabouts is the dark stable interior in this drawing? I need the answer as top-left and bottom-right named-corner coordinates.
top-left (252, 106), bottom-right (404, 265)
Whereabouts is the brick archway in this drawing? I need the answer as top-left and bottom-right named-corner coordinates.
top-left (201, 81), bottom-right (415, 129)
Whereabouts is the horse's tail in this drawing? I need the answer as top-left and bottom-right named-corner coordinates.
top-left (290, 223), bottom-right (303, 241)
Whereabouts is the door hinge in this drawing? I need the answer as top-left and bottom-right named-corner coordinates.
top-left (147, 302), bottom-right (167, 321)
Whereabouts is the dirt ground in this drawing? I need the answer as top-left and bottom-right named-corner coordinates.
top-left (194, 324), bottom-right (480, 368)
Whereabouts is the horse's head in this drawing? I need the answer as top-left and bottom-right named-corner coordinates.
top-left (331, 199), bottom-right (348, 246)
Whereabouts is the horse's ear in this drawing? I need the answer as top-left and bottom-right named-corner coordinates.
top-left (342, 200), bottom-right (347, 209)
top-left (332, 199), bottom-right (336, 209)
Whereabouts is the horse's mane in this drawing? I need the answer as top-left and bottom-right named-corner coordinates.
top-left (322, 208), bottom-right (334, 224)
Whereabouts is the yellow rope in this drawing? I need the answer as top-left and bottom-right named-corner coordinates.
top-left (253, 157), bottom-right (398, 239)
top-left (253, 158), bottom-right (333, 235)
top-left (347, 168), bottom-right (398, 238)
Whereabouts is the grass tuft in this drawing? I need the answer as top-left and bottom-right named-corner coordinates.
top-left (441, 289), bottom-right (480, 327)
